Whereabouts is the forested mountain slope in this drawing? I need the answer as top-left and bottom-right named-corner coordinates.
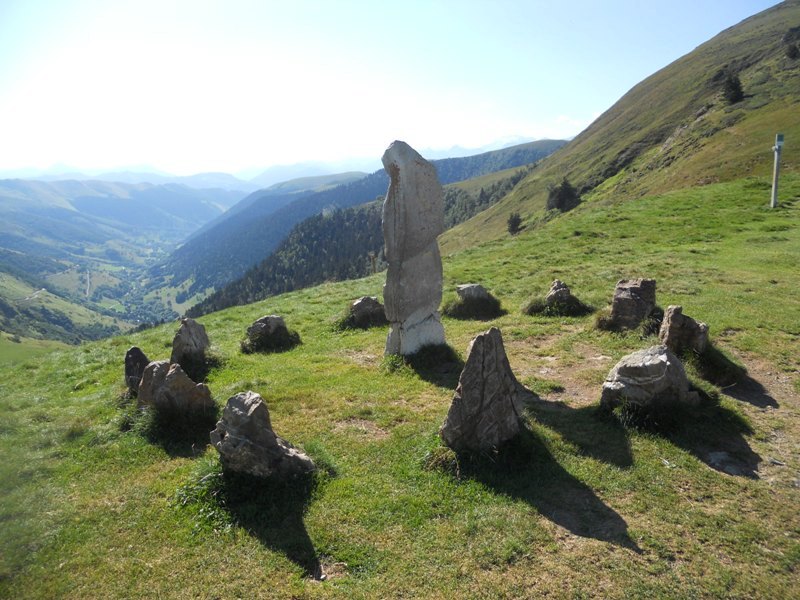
top-left (158, 139), bottom-right (566, 302)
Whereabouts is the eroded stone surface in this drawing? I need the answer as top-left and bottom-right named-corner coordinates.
top-left (545, 280), bottom-right (572, 305)
top-left (382, 140), bottom-right (445, 355)
top-left (659, 305), bottom-right (709, 354)
top-left (210, 391), bottom-right (316, 478)
top-left (608, 278), bottom-right (656, 330)
top-left (170, 318), bottom-right (209, 367)
top-left (440, 327), bottom-right (525, 452)
top-left (600, 345), bottom-right (699, 410)
top-left (137, 360), bottom-right (214, 413)
top-left (124, 346), bottom-right (150, 395)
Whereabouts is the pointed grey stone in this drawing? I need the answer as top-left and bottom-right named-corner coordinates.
top-left (440, 327), bottom-right (525, 453)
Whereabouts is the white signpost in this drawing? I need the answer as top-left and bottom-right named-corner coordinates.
top-left (771, 133), bottom-right (784, 209)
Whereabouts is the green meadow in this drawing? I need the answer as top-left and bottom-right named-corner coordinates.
top-left (1, 175), bottom-right (798, 598)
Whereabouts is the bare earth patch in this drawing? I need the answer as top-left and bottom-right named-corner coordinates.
top-left (333, 417), bottom-right (389, 440)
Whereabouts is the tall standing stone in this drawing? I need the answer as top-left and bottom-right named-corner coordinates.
top-left (382, 140), bottom-right (445, 355)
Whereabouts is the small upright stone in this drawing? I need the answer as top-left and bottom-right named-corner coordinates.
top-left (211, 391), bottom-right (316, 478)
top-left (124, 346), bottom-right (150, 396)
top-left (440, 327), bottom-right (525, 453)
top-left (544, 280), bottom-right (572, 305)
top-left (600, 345), bottom-right (699, 411)
top-left (137, 360), bottom-right (214, 413)
top-left (382, 141), bottom-right (446, 356)
top-left (659, 305), bottom-right (709, 354)
top-left (170, 318), bottom-right (209, 367)
top-left (608, 278), bottom-right (657, 330)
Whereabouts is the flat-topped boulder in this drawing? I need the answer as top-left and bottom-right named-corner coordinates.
top-left (600, 345), bottom-right (699, 411)
top-left (456, 284), bottom-right (490, 301)
top-left (137, 360), bottom-right (214, 414)
top-left (659, 305), bottom-right (709, 354)
top-left (124, 346), bottom-right (149, 396)
top-left (440, 327), bottom-right (525, 453)
top-left (211, 391), bottom-right (316, 478)
top-left (382, 140), bottom-right (446, 356)
top-left (170, 318), bottom-right (209, 367)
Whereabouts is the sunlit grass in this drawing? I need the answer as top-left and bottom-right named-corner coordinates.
top-left (1, 176), bottom-right (799, 598)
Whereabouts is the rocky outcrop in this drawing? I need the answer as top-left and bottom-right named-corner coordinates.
top-left (124, 346), bottom-right (150, 396)
top-left (382, 141), bottom-right (446, 356)
top-left (210, 391), bottom-right (316, 478)
top-left (440, 327), bottom-right (525, 453)
top-left (659, 305), bottom-right (709, 354)
top-left (608, 278), bottom-right (657, 330)
top-left (242, 315), bottom-right (300, 353)
top-left (137, 360), bottom-right (214, 413)
top-left (170, 318), bottom-right (209, 367)
top-left (600, 345), bottom-right (699, 410)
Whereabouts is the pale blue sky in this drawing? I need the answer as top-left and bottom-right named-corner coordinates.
top-left (0, 0), bottom-right (782, 176)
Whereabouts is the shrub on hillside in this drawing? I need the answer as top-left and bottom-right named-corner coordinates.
top-left (507, 212), bottom-right (522, 235)
top-left (722, 73), bottom-right (744, 104)
top-left (546, 178), bottom-right (581, 212)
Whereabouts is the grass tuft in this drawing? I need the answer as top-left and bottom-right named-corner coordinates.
top-left (522, 296), bottom-right (593, 317)
top-left (240, 329), bottom-right (301, 354)
top-left (441, 293), bottom-right (505, 320)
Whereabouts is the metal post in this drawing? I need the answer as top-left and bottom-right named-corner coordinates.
top-left (771, 133), bottom-right (784, 208)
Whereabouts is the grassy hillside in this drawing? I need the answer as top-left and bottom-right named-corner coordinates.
top-left (1, 174), bottom-right (798, 598)
top-left (442, 0), bottom-right (800, 254)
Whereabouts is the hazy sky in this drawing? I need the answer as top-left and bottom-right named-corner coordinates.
top-left (0, 0), bottom-right (782, 176)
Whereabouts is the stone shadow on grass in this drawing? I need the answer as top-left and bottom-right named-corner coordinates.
top-left (524, 397), bottom-right (633, 468)
top-left (221, 470), bottom-right (324, 580)
top-left (685, 344), bottom-right (777, 409)
top-left (403, 344), bottom-right (465, 390)
top-left (667, 398), bottom-right (762, 479)
top-left (461, 430), bottom-right (641, 552)
top-left (131, 404), bottom-right (219, 459)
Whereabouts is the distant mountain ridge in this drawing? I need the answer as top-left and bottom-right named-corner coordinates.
top-left (158, 139), bottom-right (567, 302)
